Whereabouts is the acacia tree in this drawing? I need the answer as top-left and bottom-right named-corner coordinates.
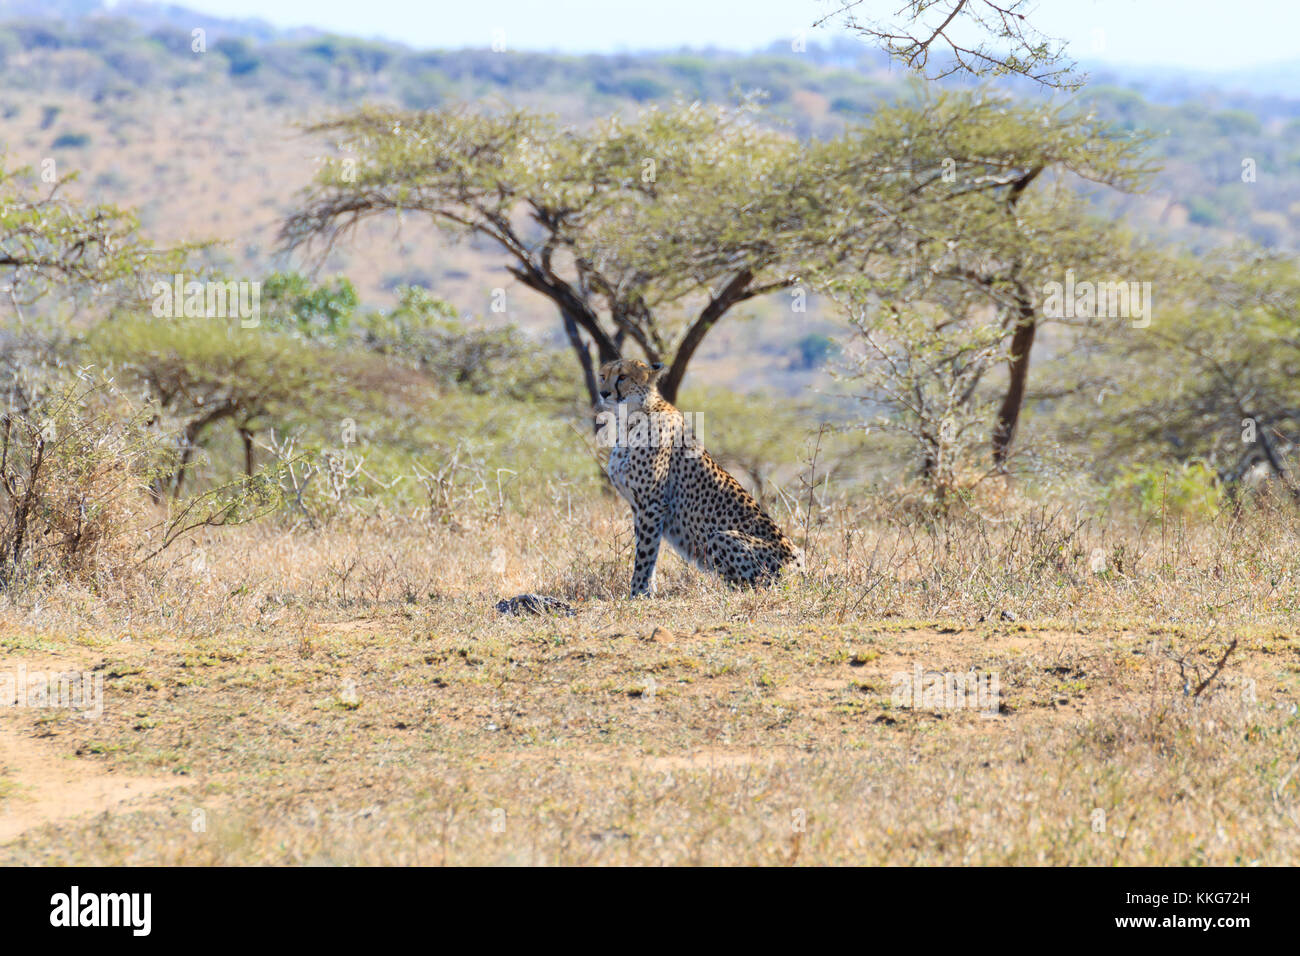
top-left (0, 164), bottom-right (275, 580)
top-left (834, 277), bottom-right (1008, 490)
top-left (834, 199), bottom-right (1153, 488)
top-left (88, 314), bottom-right (333, 496)
top-left (282, 91), bottom-right (1145, 407)
top-left (825, 93), bottom-right (1154, 484)
top-left (280, 101), bottom-right (841, 404)
top-left (1089, 250), bottom-right (1300, 499)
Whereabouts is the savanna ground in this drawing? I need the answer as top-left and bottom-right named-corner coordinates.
top-left (1, 488), bottom-right (1298, 865)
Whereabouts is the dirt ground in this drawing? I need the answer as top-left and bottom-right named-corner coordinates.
top-left (2, 573), bottom-right (1297, 864)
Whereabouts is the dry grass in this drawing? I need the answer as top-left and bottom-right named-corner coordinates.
top-left (0, 489), bottom-right (1298, 864)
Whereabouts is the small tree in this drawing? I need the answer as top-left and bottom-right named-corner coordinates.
top-left (1090, 249), bottom-right (1300, 499)
top-left (828, 91), bottom-right (1153, 482)
top-left (281, 102), bottom-right (828, 404)
top-left (89, 314), bottom-right (332, 495)
top-left (0, 163), bottom-right (276, 586)
top-left (833, 277), bottom-right (1008, 494)
top-left (1, 160), bottom-right (190, 418)
top-left (0, 374), bottom-right (278, 589)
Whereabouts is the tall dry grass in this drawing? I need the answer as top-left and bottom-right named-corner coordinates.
top-left (5, 475), bottom-right (1296, 640)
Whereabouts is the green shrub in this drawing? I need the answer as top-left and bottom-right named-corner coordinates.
top-left (357, 286), bottom-right (564, 400)
top-left (261, 271), bottom-right (359, 338)
top-left (1109, 461), bottom-right (1223, 520)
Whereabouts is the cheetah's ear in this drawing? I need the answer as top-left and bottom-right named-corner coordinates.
top-left (650, 362), bottom-right (666, 383)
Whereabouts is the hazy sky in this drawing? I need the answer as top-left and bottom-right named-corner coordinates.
top-left (143, 1), bottom-right (1299, 72)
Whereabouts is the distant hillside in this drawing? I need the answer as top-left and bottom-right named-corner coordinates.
top-left (1, 4), bottom-right (1297, 393)
top-left (1, 5), bottom-right (1295, 250)
top-left (0, 0), bottom-right (311, 42)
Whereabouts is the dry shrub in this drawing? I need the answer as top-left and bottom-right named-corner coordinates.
top-left (0, 375), bottom-right (278, 593)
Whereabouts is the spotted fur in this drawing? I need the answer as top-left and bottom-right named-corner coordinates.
top-left (596, 359), bottom-right (805, 597)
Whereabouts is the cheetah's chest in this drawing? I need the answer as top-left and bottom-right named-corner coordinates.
top-left (608, 443), bottom-right (677, 510)
top-left (607, 445), bottom-right (637, 503)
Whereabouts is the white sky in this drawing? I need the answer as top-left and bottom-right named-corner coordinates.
top-left (141, 1), bottom-right (1299, 73)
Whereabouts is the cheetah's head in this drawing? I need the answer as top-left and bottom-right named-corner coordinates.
top-left (596, 359), bottom-right (665, 410)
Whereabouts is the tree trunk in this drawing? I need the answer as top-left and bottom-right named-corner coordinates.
top-left (1251, 415), bottom-right (1300, 502)
top-left (992, 304), bottom-right (1037, 468)
top-left (239, 427), bottom-right (255, 477)
top-left (508, 265), bottom-right (619, 364)
top-left (171, 439), bottom-right (197, 499)
top-left (8, 429), bottom-right (45, 573)
top-left (988, 169), bottom-right (1045, 468)
top-left (561, 310), bottom-right (600, 409)
top-left (162, 404), bottom-right (239, 499)
top-left (659, 269), bottom-right (753, 404)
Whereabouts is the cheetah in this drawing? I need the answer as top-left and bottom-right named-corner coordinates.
top-left (594, 359), bottom-right (804, 597)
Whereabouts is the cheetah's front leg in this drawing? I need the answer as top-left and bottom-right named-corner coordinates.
top-left (630, 510), bottom-right (664, 597)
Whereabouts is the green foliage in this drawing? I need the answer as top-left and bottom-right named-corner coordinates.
top-left (1109, 462), bottom-right (1223, 520)
top-left (1081, 249), bottom-right (1300, 496)
top-left (792, 333), bottom-right (839, 370)
top-left (284, 87), bottom-right (1154, 409)
top-left (1, 18), bottom-right (1294, 245)
top-left (281, 98), bottom-right (814, 400)
top-left (1185, 196), bottom-right (1223, 227)
top-left (595, 72), bottom-right (671, 102)
top-left (822, 92), bottom-right (1155, 488)
top-left (214, 36), bottom-right (261, 76)
top-left (85, 311), bottom-right (341, 495)
top-left (91, 312), bottom-right (329, 423)
top-left (357, 286), bottom-right (563, 400)
top-left (255, 274), bottom-right (566, 401)
top-left (0, 160), bottom-right (185, 309)
top-left (261, 271), bottom-right (359, 337)
top-left (81, 270), bottom-right (574, 510)
top-left (1212, 110), bottom-right (1262, 137)
top-left (260, 385), bottom-right (600, 526)
top-left (3, 21), bottom-right (1296, 519)
top-left (836, 284), bottom-right (1008, 491)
